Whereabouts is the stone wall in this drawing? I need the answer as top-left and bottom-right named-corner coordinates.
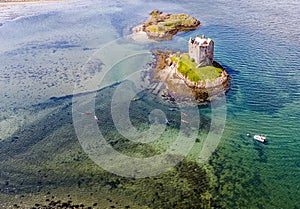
top-left (188, 38), bottom-right (214, 67)
top-left (188, 41), bottom-right (199, 63)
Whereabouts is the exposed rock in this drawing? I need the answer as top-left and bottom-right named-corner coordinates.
top-left (152, 50), bottom-right (230, 103)
top-left (134, 10), bottom-right (200, 41)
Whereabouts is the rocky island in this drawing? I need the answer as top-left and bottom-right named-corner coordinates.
top-left (151, 34), bottom-right (229, 103)
top-left (134, 10), bottom-right (200, 40)
top-left (133, 11), bottom-right (229, 103)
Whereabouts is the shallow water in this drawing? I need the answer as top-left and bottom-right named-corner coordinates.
top-left (0, 0), bottom-right (299, 208)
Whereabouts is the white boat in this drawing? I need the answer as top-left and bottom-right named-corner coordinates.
top-left (253, 135), bottom-right (267, 143)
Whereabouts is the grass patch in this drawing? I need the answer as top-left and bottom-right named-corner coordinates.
top-left (171, 53), bottom-right (223, 83)
top-left (145, 11), bottom-right (199, 36)
top-left (147, 25), bottom-right (165, 34)
top-left (169, 14), bottom-right (197, 25)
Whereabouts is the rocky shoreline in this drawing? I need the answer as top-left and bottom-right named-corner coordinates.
top-left (134, 10), bottom-right (200, 41)
top-left (152, 50), bottom-right (230, 103)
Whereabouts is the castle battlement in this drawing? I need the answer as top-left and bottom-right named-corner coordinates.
top-left (188, 34), bottom-right (214, 67)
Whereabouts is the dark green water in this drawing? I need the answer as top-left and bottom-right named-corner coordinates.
top-left (0, 0), bottom-right (299, 208)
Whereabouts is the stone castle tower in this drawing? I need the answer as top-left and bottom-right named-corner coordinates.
top-left (188, 34), bottom-right (214, 67)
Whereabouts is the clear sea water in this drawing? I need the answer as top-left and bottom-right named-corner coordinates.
top-left (0, 0), bottom-right (299, 208)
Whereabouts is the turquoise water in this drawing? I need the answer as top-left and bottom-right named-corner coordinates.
top-left (0, 0), bottom-right (299, 208)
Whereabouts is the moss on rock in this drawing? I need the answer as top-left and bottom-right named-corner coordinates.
top-left (140, 10), bottom-right (200, 40)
